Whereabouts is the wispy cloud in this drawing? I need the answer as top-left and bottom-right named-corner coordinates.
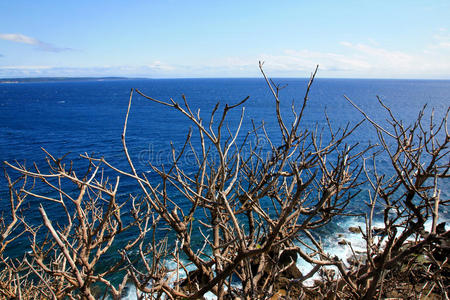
top-left (339, 42), bottom-right (414, 69)
top-left (0, 63), bottom-right (179, 78)
top-left (430, 29), bottom-right (450, 50)
top-left (0, 65), bottom-right (52, 70)
top-left (259, 49), bottom-right (371, 74)
top-left (0, 33), bottom-right (72, 52)
top-left (1, 34), bottom-right (449, 79)
top-left (146, 61), bottom-right (175, 72)
top-left (254, 36), bottom-right (450, 78)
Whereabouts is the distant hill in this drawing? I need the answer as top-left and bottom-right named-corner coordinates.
top-left (0, 77), bottom-right (133, 83)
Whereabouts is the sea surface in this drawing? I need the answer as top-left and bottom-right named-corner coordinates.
top-left (0, 78), bottom-right (449, 297)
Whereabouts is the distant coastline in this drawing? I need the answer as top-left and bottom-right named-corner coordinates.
top-left (0, 77), bottom-right (132, 84)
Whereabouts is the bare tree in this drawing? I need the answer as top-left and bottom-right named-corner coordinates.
top-left (341, 97), bottom-right (450, 299)
top-left (1, 64), bottom-right (448, 299)
top-left (112, 63), bottom-right (372, 299)
top-left (4, 150), bottom-right (156, 299)
top-left (0, 171), bottom-right (33, 299)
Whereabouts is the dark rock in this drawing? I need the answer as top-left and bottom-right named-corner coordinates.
top-left (373, 227), bottom-right (385, 235)
top-left (338, 239), bottom-right (350, 246)
top-left (274, 249), bottom-right (302, 279)
top-left (436, 222), bottom-right (446, 234)
top-left (284, 263), bottom-right (302, 279)
top-left (279, 249), bottom-right (298, 267)
top-left (433, 232), bottom-right (450, 261)
top-left (348, 226), bottom-right (361, 234)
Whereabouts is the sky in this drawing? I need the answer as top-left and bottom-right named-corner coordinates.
top-left (1, 0), bottom-right (450, 79)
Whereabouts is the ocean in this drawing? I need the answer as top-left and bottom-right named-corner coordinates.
top-left (0, 77), bottom-right (449, 297)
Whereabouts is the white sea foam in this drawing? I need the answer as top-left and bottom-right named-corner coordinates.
top-left (295, 217), bottom-right (384, 286)
top-left (204, 291), bottom-right (218, 300)
top-left (296, 214), bottom-right (448, 287)
top-left (120, 284), bottom-right (137, 300)
top-left (120, 215), bottom-right (448, 298)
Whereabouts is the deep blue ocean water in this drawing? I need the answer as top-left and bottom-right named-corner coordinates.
top-left (0, 78), bottom-right (449, 292)
top-left (1, 78), bottom-right (448, 194)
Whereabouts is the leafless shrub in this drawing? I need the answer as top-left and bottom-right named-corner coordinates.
top-left (110, 63), bottom-right (372, 299)
top-left (3, 151), bottom-right (160, 299)
top-left (343, 96), bottom-right (449, 299)
top-left (1, 64), bottom-right (448, 299)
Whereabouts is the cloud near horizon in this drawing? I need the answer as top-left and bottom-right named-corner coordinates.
top-left (1, 37), bottom-right (449, 79)
top-left (0, 33), bottom-right (72, 52)
top-left (256, 37), bottom-right (450, 78)
top-left (0, 64), bottom-right (181, 78)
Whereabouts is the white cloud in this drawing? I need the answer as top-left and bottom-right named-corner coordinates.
top-left (147, 60), bottom-right (175, 71)
top-left (0, 33), bottom-right (39, 45)
top-left (0, 65), bottom-right (52, 70)
top-left (260, 49), bottom-right (372, 73)
top-left (0, 65), bottom-right (53, 77)
top-left (0, 64), bottom-right (182, 78)
top-left (430, 30), bottom-right (450, 50)
top-left (254, 38), bottom-right (450, 78)
top-left (1, 32), bottom-right (449, 78)
top-left (0, 33), bottom-right (71, 52)
top-left (339, 42), bottom-right (414, 69)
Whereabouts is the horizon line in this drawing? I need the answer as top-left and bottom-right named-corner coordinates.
top-left (1, 75), bottom-right (450, 82)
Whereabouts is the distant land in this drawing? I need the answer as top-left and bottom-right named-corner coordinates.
top-left (0, 77), bottom-right (133, 84)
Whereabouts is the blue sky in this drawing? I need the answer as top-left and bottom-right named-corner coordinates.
top-left (1, 0), bottom-right (449, 78)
